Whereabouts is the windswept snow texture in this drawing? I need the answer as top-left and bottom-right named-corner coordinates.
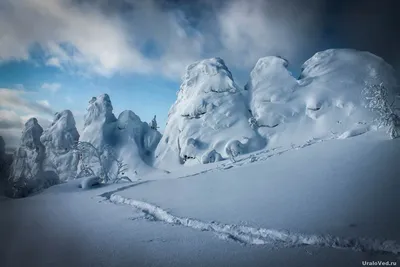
top-left (80, 94), bottom-right (161, 178)
top-left (40, 110), bottom-right (80, 181)
top-left (155, 58), bottom-right (265, 169)
top-left (247, 49), bottom-right (398, 148)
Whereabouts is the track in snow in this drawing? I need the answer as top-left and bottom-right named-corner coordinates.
top-left (102, 192), bottom-right (400, 256)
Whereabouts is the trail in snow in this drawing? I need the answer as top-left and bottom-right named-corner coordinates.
top-left (172, 137), bottom-right (335, 181)
top-left (217, 136), bottom-right (334, 170)
top-left (101, 192), bottom-right (400, 256)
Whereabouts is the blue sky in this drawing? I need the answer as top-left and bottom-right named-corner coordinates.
top-left (0, 0), bottom-right (398, 149)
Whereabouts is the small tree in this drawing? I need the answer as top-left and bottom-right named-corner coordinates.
top-left (362, 83), bottom-right (400, 139)
top-left (73, 141), bottom-right (132, 183)
top-left (150, 115), bottom-right (159, 130)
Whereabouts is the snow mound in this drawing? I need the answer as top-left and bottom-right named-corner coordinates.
top-left (79, 176), bottom-right (101, 189)
top-left (80, 94), bottom-right (161, 179)
top-left (155, 58), bottom-right (265, 169)
top-left (40, 110), bottom-right (80, 181)
top-left (8, 118), bottom-right (58, 197)
top-left (247, 49), bottom-right (397, 148)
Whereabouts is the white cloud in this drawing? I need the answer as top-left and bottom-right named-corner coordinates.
top-left (46, 57), bottom-right (62, 68)
top-left (0, 110), bottom-right (23, 129)
top-left (0, 0), bottom-right (324, 79)
top-left (37, 100), bottom-right (50, 108)
top-left (0, 88), bottom-right (54, 115)
top-left (41, 82), bottom-right (61, 93)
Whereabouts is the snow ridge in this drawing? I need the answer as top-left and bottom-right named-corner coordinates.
top-left (108, 193), bottom-right (400, 255)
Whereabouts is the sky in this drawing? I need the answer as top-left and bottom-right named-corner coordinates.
top-left (0, 0), bottom-right (399, 150)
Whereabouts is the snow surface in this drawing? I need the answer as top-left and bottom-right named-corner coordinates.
top-left (1, 131), bottom-right (399, 267)
top-left (155, 58), bottom-right (265, 170)
top-left (40, 110), bottom-right (80, 181)
top-left (80, 94), bottom-right (161, 178)
top-left (246, 49), bottom-right (398, 149)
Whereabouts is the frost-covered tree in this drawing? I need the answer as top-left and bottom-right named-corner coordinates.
top-left (362, 83), bottom-right (400, 139)
top-left (74, 141), bottom-right (132, 183)
top-left (150, 115), bottom-right (158, 130)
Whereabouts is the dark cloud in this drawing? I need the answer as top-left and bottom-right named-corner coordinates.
top-left (0, 0), bottom-right (398, 82)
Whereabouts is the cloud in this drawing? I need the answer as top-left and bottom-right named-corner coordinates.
top-left (0, 88), bottom-right (54, 115)
top-left (37, 100), bottom-right (50, 108)
top-left (41, 82), bottom-right (61, 93)
top-left (0, 110), bottom-right (23, 129)
top-left (46, 57), bottom-right (62, 68)
top-left (5, 0), bottom-right (391, 82)
top-left (0, 0), bottom-right (206, 78)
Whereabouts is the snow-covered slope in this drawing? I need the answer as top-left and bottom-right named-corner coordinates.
top-left (40, 110), bottom-right (80, 181)
top-left (247, 49), bottom-right (398, 148)
top-left (80, 94), bottom-right (161, 178)
top-left (155, 58), bottom-right (265, 170)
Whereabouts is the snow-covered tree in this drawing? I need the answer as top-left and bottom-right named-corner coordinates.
top-left (150, 115), bottom-right (158, 130)
top-left (362, 83), bottom-right (400, 139)
top-left (74, 141), bottom-right (132, 183)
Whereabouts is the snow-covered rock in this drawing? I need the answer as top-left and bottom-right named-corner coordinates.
top-left (0, 136), bottom-right (5, 162)
top-left (115, 110), bottom-right (161, 177)
top-left (0, 136), bottom-right (8, 195)
top-left (81, 94), bottom-right (118, 149)
top-left (40, 110), bottom-right (80, 181)
top-left (155, 58), bottom-right (266, 169)
top-left (8, 118), bottom-right (58, 197)
top-left (80, 94), bottom-right (160, 179)
top-left (246, 49), bottom-right (398, 148)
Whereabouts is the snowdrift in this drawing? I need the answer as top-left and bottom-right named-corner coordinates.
top-left (155, 58), bottom-right (265, 170)
top-left (246, 49), bottom-right (398, 148)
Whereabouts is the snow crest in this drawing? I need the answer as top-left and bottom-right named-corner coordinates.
top-left (246, 49), bottom-right (397, 148)
top-left (40, 110), bottom-right (80, 181)
top-left (155, 58), bottom-right (266, 169)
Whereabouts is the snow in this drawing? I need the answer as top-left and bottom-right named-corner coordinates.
top-left (1, 49), bottom-right (400, 266)
top-left (40, 110), bottom-right (80, 181)
top-left (155, 58), bottom-right (265, 170)
top-left (1, 131), bottom-right (400, 266)
top-left (79, 176), bottom-right (101, 189)
top-left (80, 94), bottom-right (161, 179)
top-left (246, 49), bottom-right (398, 149)
top-left (7, 118), bottom-right (49, 197)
